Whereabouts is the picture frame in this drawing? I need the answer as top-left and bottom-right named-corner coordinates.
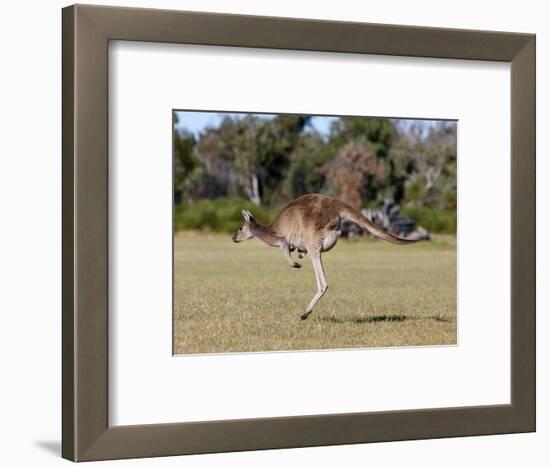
top-left (62, 4), bottom-right (535, 462)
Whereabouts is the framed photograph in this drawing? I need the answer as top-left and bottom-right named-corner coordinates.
top-left (62, 4), bottom-right (535, 462)
top-left (172, 110), bottom-right (456, 353)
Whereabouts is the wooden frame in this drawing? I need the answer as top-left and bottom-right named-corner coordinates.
top-left (62, 4), bottom-right (536, 461)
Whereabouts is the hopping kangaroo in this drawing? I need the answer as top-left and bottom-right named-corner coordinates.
top-left (232, 194), bottom-right (419, 320)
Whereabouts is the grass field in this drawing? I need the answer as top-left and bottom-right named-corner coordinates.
top-left (174, 232), bottom-right (457, 354)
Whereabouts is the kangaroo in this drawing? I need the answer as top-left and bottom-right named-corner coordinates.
top-left (232, 194), bottom-right (419, 320)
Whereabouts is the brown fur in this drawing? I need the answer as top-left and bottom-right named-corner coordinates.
top-left (232, 194), bottom-right (418, 319)
top-left (253, 194), bottom-right (417, 249)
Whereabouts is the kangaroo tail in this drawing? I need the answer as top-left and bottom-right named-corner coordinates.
top-left (339, 205), bottom-right (420, 245)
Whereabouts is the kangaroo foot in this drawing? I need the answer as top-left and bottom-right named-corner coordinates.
top-left (300, 312), bottom-right (310, 320)
top-left (291, 262), bottom-right (301, 268)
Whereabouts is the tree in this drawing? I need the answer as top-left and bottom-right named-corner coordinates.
top-left (390, 121), bottom-right (457, 208)
top-left (174, 114), bottom-right (457, 213)
top-left (321, 142), bottom-right (384, 209)
top-left (193, 114), bottom-right (310, 205)
top-left (325, 117), bottom-right (397, 205)
top-left (281, 132), bottom-right (333, 201)
top-left (173, 127), bottom-right (196, 203)
top-left (252, 115), bottom-right (310, 204)
top-left (329, 117), bottom-right (396, 158)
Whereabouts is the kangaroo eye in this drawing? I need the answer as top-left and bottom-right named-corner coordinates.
top-left (239, 227), bottom-right (243, 231)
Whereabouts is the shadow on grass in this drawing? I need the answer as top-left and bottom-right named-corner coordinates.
top-left (318, 313), bottom-right (452, 324)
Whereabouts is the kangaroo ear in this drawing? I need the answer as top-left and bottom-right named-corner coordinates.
top-left (241, 209), bottom-right (251, 222)
top-left (245, 210), bottom-right (254, 221)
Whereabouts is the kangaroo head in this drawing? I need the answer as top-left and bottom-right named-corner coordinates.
top-left (232, 210), bottom-right (255, 243)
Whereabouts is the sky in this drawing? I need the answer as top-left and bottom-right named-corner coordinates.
top-left (173, 111), bottom-right (449, 138)
top-left (174, 111), bottom-right (337, 138)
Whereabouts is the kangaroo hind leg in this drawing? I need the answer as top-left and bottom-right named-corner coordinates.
top-left (300, 252), bottom-right (328, 320)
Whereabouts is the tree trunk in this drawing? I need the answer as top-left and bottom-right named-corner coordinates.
top-left (248, 174), bottom-right (261, 205)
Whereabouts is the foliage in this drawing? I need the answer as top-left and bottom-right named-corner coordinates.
top-left (173, 128), bottom-right (196, 203)
top-left (174, 198), bottom-right (456, 234)
top-left (280, 132), bottom-right (334, 202)
top-left (174, 198), bottom-right (276, 233)
top-left (402, 205), bottom-right (457, 234)
top-left (321, 141), bottom-right (384, 209)
top-left (189, 115), bottom-right (310, 205)
top-left (173, 113), bottom-right (457, 233)
top-left (390, 121), bottom-right (457, 208)
top-left (328, 117), bottom-right (396, 158)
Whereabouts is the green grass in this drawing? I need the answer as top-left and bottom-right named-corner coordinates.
top-left (174, 233), bottom-right (457, 354)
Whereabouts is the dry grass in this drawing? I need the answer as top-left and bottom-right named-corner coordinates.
top-left (174, 232), bottom-right (457, 354)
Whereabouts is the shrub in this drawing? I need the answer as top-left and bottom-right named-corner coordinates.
top-left (402, 205), bottom-right (457, 234)
top-left (175, 198), bottom-right (456, 235)
top-left (174, 198), bottom-right (275, 233)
